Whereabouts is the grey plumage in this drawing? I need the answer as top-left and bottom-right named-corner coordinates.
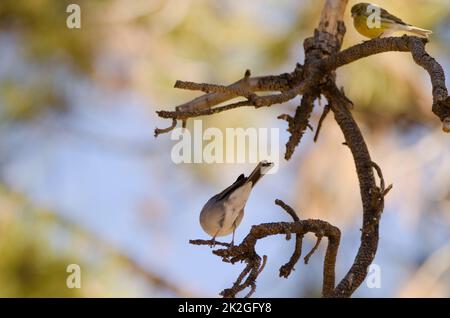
top-left (199, 161), bottom-right (273, 241)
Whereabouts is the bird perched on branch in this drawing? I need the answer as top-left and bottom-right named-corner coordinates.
top-left (351, 3), bottom-right (432, 39)
top-left (199, 161), bottom-right (274, 246)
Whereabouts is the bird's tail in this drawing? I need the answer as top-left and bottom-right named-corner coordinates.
top-left (247, 160), bottom-right (274, 187)
top-left (405, 25), bottom-right (433, 38)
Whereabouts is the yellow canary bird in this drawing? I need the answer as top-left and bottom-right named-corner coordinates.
top-left (351, 3), bottom-right (432, 39)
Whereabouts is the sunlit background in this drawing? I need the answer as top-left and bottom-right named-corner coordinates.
top-left (0, 0), bottom-right (449, 297)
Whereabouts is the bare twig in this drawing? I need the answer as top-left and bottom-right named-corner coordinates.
top-left (189, 239), bottom-right (231, 248)
top-left (276, 199), bottom-right (303, 278)
top-left (174, 80), bottom-right (255, 99)
top-left (275, 198), bottom-right (300, 222)
top-left (283, 93), bottom-right (318, 160)
top-left (244, 283), bottom-right (257, 298)
top-left (279, 233), bottom-right (303, 279)
top-left (157, 100), bottom-right (253, 120)
top-left (304, 234), bottom-right (323, 265)
top-left (314, 105), bottom-right (331, 142)
top-left (370, 161), bottom-right (385, 192)
top-left (154, 118), bottom-right (177, 137)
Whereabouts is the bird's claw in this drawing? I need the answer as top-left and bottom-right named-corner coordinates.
top-left (209, 237), bottom-right (217, 248)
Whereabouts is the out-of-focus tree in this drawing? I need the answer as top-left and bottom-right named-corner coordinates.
top-left (0, 186), bottom-right (80, 297)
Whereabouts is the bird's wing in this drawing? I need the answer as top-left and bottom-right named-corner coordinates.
top-left (227, 182), bottom-right (252, 211)
top-left (216, 174), bottom-right (247, 201)
top-left (213, 161), bottom-right (273, 202)
top-left (360, 5), bottom-right (409, 26)
top-left (379, 8), bottom-right (409, 26)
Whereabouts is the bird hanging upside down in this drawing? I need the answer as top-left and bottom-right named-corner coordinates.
top-left (199, 161), bottom-right (274, 246)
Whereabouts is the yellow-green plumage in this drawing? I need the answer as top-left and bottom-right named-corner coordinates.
top-left (351, 3), bottom-right (432, 39)
top-left (353, 14), bottom-right (384, 38)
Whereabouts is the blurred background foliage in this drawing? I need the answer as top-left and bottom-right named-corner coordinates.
top-left (0, 0), bottom-right (448, 297)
